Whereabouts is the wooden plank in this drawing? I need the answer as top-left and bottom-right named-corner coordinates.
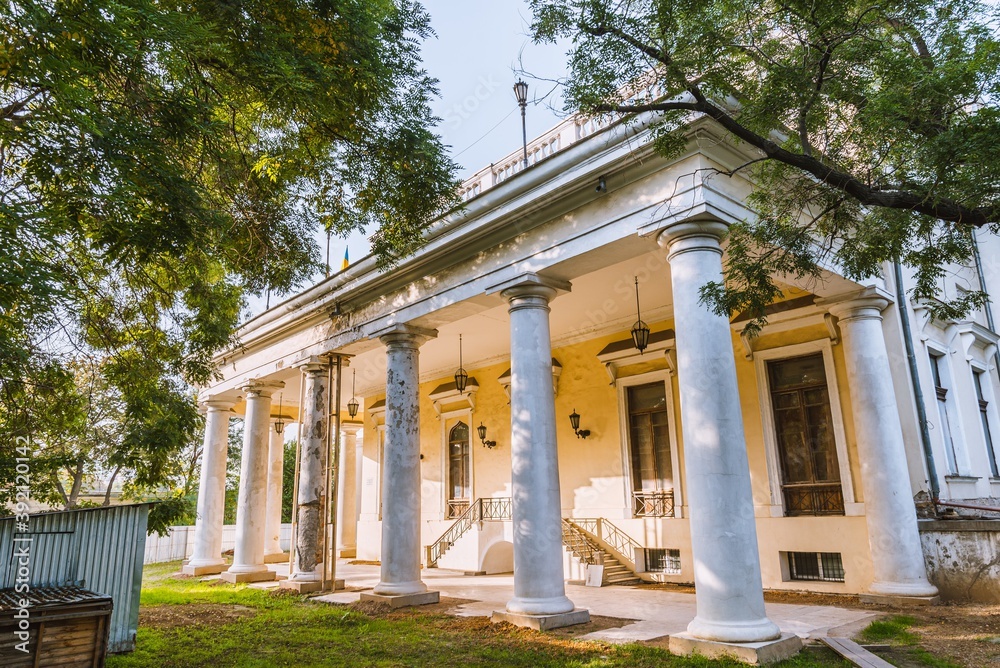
top-left (821, 637), bottom-right (895, 668)
top-left (32, 621), bottom-right (43, 668)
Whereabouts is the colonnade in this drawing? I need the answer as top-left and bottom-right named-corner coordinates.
top-left (188, 218), bottom-right (935, 647)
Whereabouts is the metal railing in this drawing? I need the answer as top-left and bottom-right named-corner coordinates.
top-left (572, 518), bottom-right (642, 568)
top-left (633, 489), bottom-right (675, 517)
top-left (561, 519), bottom-right (601, 565)
top-left (782, 483), bottom-right (845, 516)
top-left (447, 499), bottom-right (470, 519)
top-left (426, 497), bottom-right (512, 567)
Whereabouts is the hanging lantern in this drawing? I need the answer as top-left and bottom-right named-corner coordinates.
top-left (274, 394), bottom-right (285, 434)
top-left (454, 333), bottom-right (468, 393)
top-left (631, 276), bottom-right (650, 353)
top-left (347, 369), bottom-right (360, 418)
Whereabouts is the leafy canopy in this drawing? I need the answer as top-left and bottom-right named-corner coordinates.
top-left (1, 0), bottom-right (457, 508)
top-left (531, 0), bottom-right (1000, 331)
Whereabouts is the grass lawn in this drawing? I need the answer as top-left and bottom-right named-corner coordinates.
top-left (106, 562), bottom-right (944, 668)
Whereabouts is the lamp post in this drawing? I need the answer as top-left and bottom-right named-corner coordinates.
top-left (513, 79), bottom-right (529, 169)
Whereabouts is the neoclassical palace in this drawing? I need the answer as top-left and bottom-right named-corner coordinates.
top-left (184, 107), bottom-right (1000, 649)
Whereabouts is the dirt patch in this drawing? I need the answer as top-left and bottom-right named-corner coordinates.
top-left (348, 560), bottom-right (381, 566)
top-left (345, 596), bottom-right (478, 619)
top-left (875, 601), bottom-right (1000, 668)
top-left (141, 604), bottom-right (257, 630)
top-left (634, 582), bottom-right (865, 608)
top-left (546, 614), bottom-right (636, 639)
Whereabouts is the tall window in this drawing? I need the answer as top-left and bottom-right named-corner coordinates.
top-left (930, 354), bottom-right (960, 475)
top-left (768, 354), bottom-right (844, 516)
top-left (447, 422), bottom-right (470, 518)
top-left (627, 382), bottom-right (674, 517)
top-left (974, 370), bottom-right (1000, 478)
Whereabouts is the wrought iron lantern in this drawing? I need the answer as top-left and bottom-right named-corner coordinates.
top-left (477, 422), bottom-right (497, 449)
top-left (569, 409), bottom-right (590, 439)
top-left (347, 369), bottom-right (360, 418)
top-left (454, 333), bottom-right (469, 393)
top-left (274, 394), bottom-right (285, 434)
top-left (631, 276), bottom-right (650, 354)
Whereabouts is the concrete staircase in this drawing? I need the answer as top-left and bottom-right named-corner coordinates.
top-left (561, 519), bottom-right (642, 586)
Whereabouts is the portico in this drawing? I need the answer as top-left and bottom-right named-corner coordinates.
top-left (188, 103), bottom-right (950, 661)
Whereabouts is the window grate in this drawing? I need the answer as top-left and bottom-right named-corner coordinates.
top-left (646, 548), bottom-right (681, 574)
top-left (787, 551), bottom-right (845, 582)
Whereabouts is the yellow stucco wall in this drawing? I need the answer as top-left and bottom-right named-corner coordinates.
top-left (357, 315), bottom-right (877, 592)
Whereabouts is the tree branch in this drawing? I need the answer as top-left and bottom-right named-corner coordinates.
top-left (601, 99), bottom-right (996, 227)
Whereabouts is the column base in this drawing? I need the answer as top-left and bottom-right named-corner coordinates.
top-left (359, 590), bottom-right (439, 609)
top-left (860, 593), bottom-right (940, 607)
top-left (181, 561), bottom-right (226, 576)
top-left (280, 578), bottom-right (344, 594)
top-left (220, 569), bottom-right (276, 584)
top-left (492, 608), bottom-right (590, 631)
top-left (263, 552), bottom-right (288, 564)
top-left (339, 548), bottom-right (357, 559)
top-left (669, 632), bottom-right (802, 665)
top-left (373, 580), bottom-right (427, 596)
top-left (504, 594), bottom-right (575, 616)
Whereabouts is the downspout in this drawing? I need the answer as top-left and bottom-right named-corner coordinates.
top-left (894, 260), bottom-right (940, 502)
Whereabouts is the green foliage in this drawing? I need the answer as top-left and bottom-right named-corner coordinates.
top-left (0, 357), bottom-right (200, 512)
top-left (1, 0), bottom-right (457, 506)
top-left (859, 615), bottom-right (920, 644)
top-left (530, 0), bottom-right (1000, 329)
top-left (146, 492), bottom-right (196, 537)
top-left (282, 439), bottom-right (298, 523)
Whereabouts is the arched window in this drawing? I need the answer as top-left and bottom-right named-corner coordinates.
top-left (448, 422), bottom-right (470, 517)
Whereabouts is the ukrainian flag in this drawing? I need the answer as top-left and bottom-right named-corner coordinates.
top-left (341, 247), bottom-right (350, 271)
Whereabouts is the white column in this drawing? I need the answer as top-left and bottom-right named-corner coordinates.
top-left (660, 221), bottom-right (780, 643)
top-left (289, 360), bottom-right (328, 582)
top-left (183, 400), bottom-right (234, 575)
top-left (263, 419), bottom-right (285, 561)
top-left (499, 274), bottom-right (576, 616)
top-left (826, 291), bottom-right (939, 598)
top-left (373, 324), bottom-right (436, 596)
top-left (225, 382), bottom-right (283, 582)
top-left (337, 422), bottom-right (363, 558)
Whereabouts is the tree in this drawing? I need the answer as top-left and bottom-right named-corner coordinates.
top-left (530, 0), bottom-right (1000, 330)
top-left (1, 1), bottom-right (457, 505)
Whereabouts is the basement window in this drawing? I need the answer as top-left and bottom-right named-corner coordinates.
top-left (785, 551), bottom-right (845, 582)
top-left (645, 548), bottom-right (681, 574)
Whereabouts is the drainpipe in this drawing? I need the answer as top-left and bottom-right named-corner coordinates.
top-left (894, 260), bottom-right (940, 501)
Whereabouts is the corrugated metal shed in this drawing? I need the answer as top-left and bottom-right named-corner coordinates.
top-left (0, 504), bottom-right (151, 653)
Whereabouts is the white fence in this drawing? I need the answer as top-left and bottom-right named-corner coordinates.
top-left (143, 523), bottom-right (293, 564)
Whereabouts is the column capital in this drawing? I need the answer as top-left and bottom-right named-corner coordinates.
top-left (487, 272), bottom-right (571, 305)
top-left (817, 287), bottom-right (893, 322)
top-left (341, 421), bottom-right (364, 435)
top-left (241, 381), bottom-right (285, 399)
top-left (293, 355), bottom-right (329, 374)
top-left (372, 323), bottom-right (438, 349)
top-left (201, 399), bottom-right (236, 414)
top-left (656, 219), bottom-right (729, 260)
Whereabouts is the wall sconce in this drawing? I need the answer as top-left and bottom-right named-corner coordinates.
top-left (477, 422), bottom-right (497, 449)
top-left (569, 409), bottom-right (590, 439)
top-left (347, 369), bottom-right (360, 418)
top-left (274, 394), bottom-right (285, 434)
top-left (454, 333), bottom-right (469, 393)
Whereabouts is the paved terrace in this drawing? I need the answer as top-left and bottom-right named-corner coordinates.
top-left (235, 561), bottom-right (877, 645)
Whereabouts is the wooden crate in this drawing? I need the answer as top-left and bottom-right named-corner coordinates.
top-left (0, 586), bottom-right (113, 668)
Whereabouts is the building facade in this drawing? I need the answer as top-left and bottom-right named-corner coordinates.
top-left (187, 108), bottom-right (1000, 635)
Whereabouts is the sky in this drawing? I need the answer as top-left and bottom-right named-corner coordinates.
top-left (249, 1), bottom-right (570, 316)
